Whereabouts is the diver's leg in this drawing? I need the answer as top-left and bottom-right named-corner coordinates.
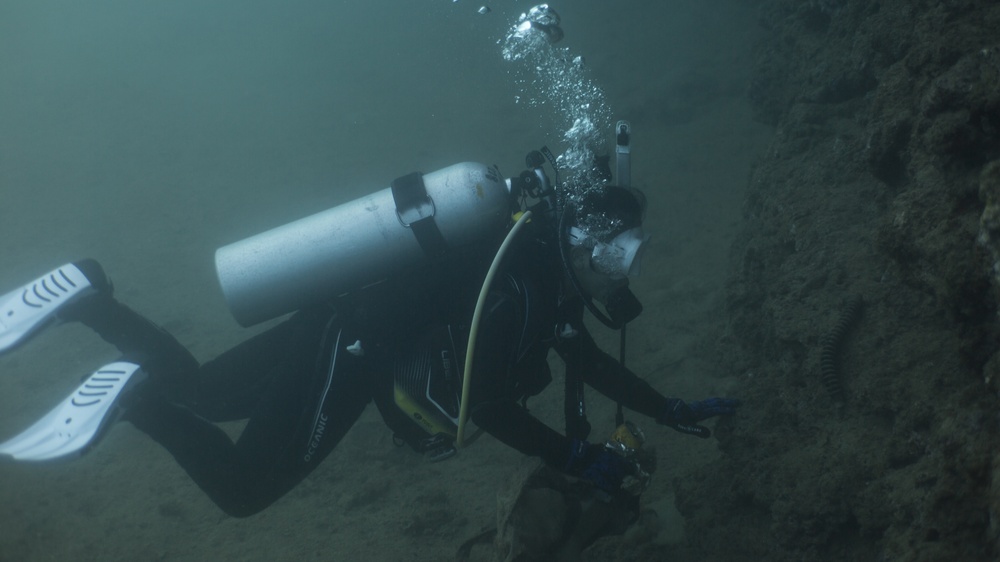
top-left (126, 311), bottom-right (373, 517)
top-left (56, 260), bottom-right (199, 404)
top-left (0, 260), bottom-right (200, 460)
top-left (187, 308), bottom-right (338, 423)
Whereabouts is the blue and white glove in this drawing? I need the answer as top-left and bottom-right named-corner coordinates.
top-left (657, 397), bottom-right (740, 438)
top-left (565, 439), bottom-right (636, 495)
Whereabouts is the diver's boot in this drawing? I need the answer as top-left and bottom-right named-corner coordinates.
top-left (0, 260), bottom-right (106, 354)
top-left (0, 361), bottom-right (146, 461)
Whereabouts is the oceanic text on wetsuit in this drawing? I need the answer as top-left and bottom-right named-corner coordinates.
top-left (304, 413), bottom-right (329, 462)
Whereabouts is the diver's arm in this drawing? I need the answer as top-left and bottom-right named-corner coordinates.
top-left (465, 285), bottom-right (577, 469)
top-left (556, 325), bottom-right (740, 438)
top-left (470, 393), bottom-right (646, 494)
top-left (555, 324), bottom-right (670, 418)
top-left (471, 401), bottom-right (573, 467)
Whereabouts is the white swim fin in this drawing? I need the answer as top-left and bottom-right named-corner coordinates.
top-left (0, 262), bottom-right (95, 354)
top-left (0, 361), bottom-right (144, 461)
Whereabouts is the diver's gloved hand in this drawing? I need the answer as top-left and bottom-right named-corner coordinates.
top-left (565, 439), bottom-right (635, 495)
top-left (657, 398), bottom-right (740, 438)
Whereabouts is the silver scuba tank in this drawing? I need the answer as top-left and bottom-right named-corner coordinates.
top-left (215, 162), bottom-right (511, 326)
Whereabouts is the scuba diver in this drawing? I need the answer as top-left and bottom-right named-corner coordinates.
top-left (0, 141), bottom-right (739, 518)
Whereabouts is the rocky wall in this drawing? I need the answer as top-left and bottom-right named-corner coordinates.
top-left (673, 1), bottom-right (1000, 561)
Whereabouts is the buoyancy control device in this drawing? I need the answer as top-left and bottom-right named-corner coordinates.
top-left (215, 162), bottom-right (512, 326)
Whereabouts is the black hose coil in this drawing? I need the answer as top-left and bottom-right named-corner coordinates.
top-left (820, 296), bottom-right (864, 403)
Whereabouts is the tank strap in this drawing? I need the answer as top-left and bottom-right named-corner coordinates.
top-left (391, 172), bottom-right (448, 258)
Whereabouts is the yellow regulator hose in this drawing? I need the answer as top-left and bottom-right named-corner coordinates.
top-left (456, 210), bottom-right (533, 447)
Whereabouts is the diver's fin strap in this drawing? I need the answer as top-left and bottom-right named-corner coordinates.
top-left (0, 361), bottom-right (144, 461)
top-left (391, 171), bottom-right (448, 259)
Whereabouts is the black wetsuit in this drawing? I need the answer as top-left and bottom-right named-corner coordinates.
top-left (80, 217), bottom-right (671, 517)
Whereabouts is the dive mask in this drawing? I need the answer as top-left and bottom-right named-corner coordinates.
top-left (568, 225), bottom-right (650, 279)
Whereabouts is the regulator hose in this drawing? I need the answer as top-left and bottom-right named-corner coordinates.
top-left (456, 210), bottom-right (534, 447)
